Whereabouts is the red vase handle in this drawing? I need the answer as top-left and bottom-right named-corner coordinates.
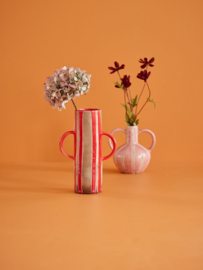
top-left (138, 129), bottom-right (156, 151)
top-left (59, 131), bottom-right (75, 160)
top-left (101, 132), bottom-right (117, 161)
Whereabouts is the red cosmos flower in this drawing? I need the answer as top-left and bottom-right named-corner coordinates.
top-left (137, 70), bottom-right (151, 81)
top-left (108, 61), bottom-right (125, 74)
top-left (139, 57), bottom-right (155, 69)
top-left (121, 75), bottom-right (131, 88)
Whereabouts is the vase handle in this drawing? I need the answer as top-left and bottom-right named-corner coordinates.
top-left (59, 131), bottom-right (75, 160)
top-left (108, 128), bottom-right (126, 149)
top-left (138, 129), bottom-right (156, 152)
top-left (101, 132), bottom-right (117, 161)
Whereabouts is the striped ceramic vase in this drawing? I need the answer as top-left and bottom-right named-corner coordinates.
top-left (108, 126), bottom-right (156, 174)
top-left (59, 109), bottom-right (116, 194)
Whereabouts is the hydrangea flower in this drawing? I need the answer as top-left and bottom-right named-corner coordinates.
top-left (44, 66), bottom-right (91, 111)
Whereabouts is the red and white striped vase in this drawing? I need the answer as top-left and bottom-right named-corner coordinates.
top-left (59, 109), bottom-right (117, 194)
top-left (108, 126), bottom-right (156, 174)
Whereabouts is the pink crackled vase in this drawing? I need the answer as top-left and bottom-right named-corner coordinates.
top-left (108, 126), bottom-right (156, 174)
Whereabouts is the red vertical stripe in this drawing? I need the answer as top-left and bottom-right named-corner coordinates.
top-left (91, 111), bottom-right (96, 193)
top-left (74, 110), bottom-right (77, 193)
top-left (78, 110), bottom-right (83, 193)
top-left (98, 110), bottom-right (101, 192)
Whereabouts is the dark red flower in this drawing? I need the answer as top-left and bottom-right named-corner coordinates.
top-left (121, 75), bottom-right (131, 88)
top-left (137, 70), bottom-right (151, 81)
top-left (139, 57), bottom-right (155, 69)
top-left (108, 61), bottom-right (125, 74)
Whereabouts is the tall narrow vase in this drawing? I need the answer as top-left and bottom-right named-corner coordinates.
top-left (108, 126), bottom-right (156, 174)
top-left (59, 109), bottom-right (116, 194)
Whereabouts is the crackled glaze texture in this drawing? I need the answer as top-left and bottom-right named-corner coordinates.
top-left (59, 109), bottom-right (117, 194)
top-left (109, 126), bottom-right (156, 174)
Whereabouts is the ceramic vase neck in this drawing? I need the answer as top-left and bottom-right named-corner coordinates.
top-left (126, 126), bottom-right (138, 144)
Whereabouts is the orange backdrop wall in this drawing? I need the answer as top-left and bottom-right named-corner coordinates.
top-left (1, 0), bottom-right (203, 163)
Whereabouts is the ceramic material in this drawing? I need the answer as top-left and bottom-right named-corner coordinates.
top-left (59, 109), bottom-right (116, 194)
top-left (108, 126), bottom-right (156, 174)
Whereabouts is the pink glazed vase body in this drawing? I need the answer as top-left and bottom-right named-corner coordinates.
top-left (108, 126), bottom-right (156, 174)
top-left (59, 109), bottom-right (116, 194)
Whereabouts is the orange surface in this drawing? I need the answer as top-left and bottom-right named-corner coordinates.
top-left (1, 160), bottom-right (203, 269)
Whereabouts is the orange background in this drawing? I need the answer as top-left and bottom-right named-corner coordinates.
top-left (1, 0), bottom-right (203, 163)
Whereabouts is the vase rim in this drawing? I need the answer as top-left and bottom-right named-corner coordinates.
top-left (126, 125), bottom-right (138, 128)
top-left (76, 108), bottom-right (101, 111)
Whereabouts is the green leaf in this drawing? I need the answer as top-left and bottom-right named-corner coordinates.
top-left (126, 106), bottom-right (132, 117)
top-left (147, 98), bottom-right (156, 109)
top-left (121, 103), bottom-right (133, 117)
top-left (125, 114), bottom-right (132, 126)
top-left (114, 81), bottom-right (124, 90)
top-left (132, 95), bottom-right (138, 108)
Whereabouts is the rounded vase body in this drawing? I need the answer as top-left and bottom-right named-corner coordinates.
top-left (109, 126), bottom-right (156, 174)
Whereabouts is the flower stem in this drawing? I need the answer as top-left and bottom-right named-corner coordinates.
top-left (135, 83), bottom-right (146, 117)
top-left (136, 81), bottom-right (151, 118)
top-left (126, 90), bottom-right (133, 111)
top-left (71, 99), bottom-right (77, 110)
top-left (118, 70), bottom-right (132, 113)
top-left (124, 91), bottom-right (127, 114)
top-left (117, 70), bottom-right (121, 80)
top-left (129, 88), bottom-right (132, 103)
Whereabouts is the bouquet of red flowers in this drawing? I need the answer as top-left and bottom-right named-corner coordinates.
top-left (108, 58), bottom-right (156, 125)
